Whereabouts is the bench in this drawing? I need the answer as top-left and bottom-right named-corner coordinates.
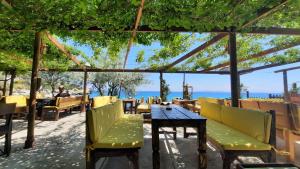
top-left (0, 103), bottom-right (16, 156)
top-left (91, 96), bottom-right (117, 108)
top-left (186, 97), bottom-right (225, 113)
top-left (1, 95), bottom-right (28, 119)
top-left (191, 101), bottom-right (276, 169)
top-left (41, 96), bottom-right (83, 121)
top-left (86, 100), bottom-right (144, 169)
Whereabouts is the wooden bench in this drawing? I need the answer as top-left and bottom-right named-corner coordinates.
top-left (186, 97), bottom-right (225, 112)
top-left (1, 95), bottom-right (28, 119)
top-left (0, 103), bottom-right (16, 156)
top-left (187, 101), bottom-right (276, 169)
top-left (86, 100), bottom-right (143, 169)
top-left (41, 96), bottom-right (82, 121)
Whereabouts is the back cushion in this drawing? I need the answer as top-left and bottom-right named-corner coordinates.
top-left (198, 97), bottom-right (224, 106)
top-left (5, 95), bottom-right (27, 107)
top-left (88, 102), bottom-right (123, 142)
top-left (93, 96), bottom-right (111, 108)
top-left (201, 102), bottom-right (222, 122)
top-left (259, 101), bottom-right (290, 129)
top-left (240, 100), bottom-right (260, 110)
top-left (221, 106), bottom-right (271, 143)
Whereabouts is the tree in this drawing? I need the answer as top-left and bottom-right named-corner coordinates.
top-left (161, 79), bottom-right (170, 101)
top-left (40, 72), bottom-right (83, 97)
top-left (90, 71), bottom-right (146, 97)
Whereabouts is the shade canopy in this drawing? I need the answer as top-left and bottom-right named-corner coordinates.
top-left (1, 0), bottom-right (300, 73)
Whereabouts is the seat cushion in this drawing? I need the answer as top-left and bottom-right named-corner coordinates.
top-left (221, 106), bottom-right (271, 143)
top-left (136, 104), bottom-right (151, 113)
top-left (201, 102), bottom-right (222, 122)
top-left (207, 120), bottom-right (271, 151)
top-left (93, 118), bottom-right (144, 148)
top-left (123, 114), bottom-right (143, 122)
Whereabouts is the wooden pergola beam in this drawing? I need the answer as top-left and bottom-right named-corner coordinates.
top-left (201, 40), bottom-right (300, 72)
top-left (45, 32), bottom-right (85, 69)
top-left (274, 66), bottom-right (300, 73)
top-left (123, 0), bottom-right (145, 68)
top-left (162, 33), bottom-right (227, 70)
top-left (239, 59), bottom-right (300, 74)
top-left (241, 0), bottom-right (288, 28)
top-left (39, 68), bottom-right (230, 74)
top-left (162, 0), bottom-right (289, 71)
top-left (7, 27), bottom-right (300, 36)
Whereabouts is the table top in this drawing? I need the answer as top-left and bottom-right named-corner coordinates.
top-left (151, 104), bottom-right (206, 122)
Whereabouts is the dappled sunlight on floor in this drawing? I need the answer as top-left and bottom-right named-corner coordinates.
top-left (1, 115), bottom-right (299, 169)
top-left (0, 112), bottom-right (85, 169)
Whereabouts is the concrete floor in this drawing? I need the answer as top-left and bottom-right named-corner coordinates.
top-left (0, 113), bottom-right (299, 169)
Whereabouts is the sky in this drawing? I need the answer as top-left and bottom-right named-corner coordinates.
top-left (66, 36), bottom-right (300, 94)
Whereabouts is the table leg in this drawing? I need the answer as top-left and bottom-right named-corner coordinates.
top-left (173, 127), bottom-right (177, 140)
top-left (152, 122), bottom-right (160, 169)
top-left (197, 121), bottom-right (207, 169)
top-left (183, 127), bottom-right (188, 138)
top-left (130, 102), bottom-right (133, 114)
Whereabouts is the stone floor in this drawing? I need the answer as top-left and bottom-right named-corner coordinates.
top-left (0, 113), bottom-right (299, 169)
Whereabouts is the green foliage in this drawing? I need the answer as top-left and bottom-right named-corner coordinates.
top-left (161, 79), bottom-right (170, 102)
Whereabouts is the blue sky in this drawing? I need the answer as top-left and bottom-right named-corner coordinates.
top-left (66, 36), bottom-right (300, 94)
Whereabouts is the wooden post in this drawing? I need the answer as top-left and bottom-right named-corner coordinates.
top-left (24, 32), bottom-right (42, 149)
top-left (81, 71), bottom-right (88, 113)
top-left (2, 71), bottom-right (8, 96)
top-left (283, 71), bottom-right (289, 102)
top-left (229, 29), bottom-right (239, 107)
top-left (159, 71), bottom-right (163, 100)
top-left (9, 70), bottom-right (16, 95)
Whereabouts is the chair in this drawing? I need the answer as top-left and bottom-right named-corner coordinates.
top-left (0, 103), bottom-right (16, 156)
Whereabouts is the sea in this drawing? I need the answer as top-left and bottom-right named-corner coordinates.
top-left (89, 91), bottom-right (281, 101)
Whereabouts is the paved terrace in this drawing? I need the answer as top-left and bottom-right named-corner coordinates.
top-left (0, 113), bottom-right (299, 169)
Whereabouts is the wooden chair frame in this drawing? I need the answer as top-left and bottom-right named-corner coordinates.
top-left (86, 109), bottom-right (140, 169)
top-left (0, 103), bottom-right (16, 157)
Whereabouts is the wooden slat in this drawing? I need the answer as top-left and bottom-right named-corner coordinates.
top-left (274, 66), bottom-right (300, 73)
top-left (162, 33), bottom-right (227, 71)
top-left (123, 0), bottom-right (145, 68)
top-left (239, 58), bottom-right (300, 74)
top-left (45, 32), bottom-right (85, 69)
top-left (39, 68), bottom-right (230, 74)
top-left (201, 40), bottom-right (300, 72)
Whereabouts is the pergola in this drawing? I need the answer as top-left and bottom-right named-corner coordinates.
top-left (274, 66), bottom-right (300, 101)
top-left (1, 0), bottom-right (300, 150)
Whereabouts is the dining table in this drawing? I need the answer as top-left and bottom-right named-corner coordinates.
top-left (151, 104), bottom-right (207, 169)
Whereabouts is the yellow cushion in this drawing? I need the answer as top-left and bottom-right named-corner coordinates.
top-left (123, 114), bottom-right (143, 122)
top-left (136, 104), bottom-right (151, 113)
top-left (207, 120), bottom-right (271, 151)
top-left (43, 106), bottom-right (58, 109)
top-left (221, 106), bottom-right (271, 143)
top-left (92, 118), bottom-right (144, 148)
top-left (4, 95), bottom-right (27, 107)
top-left (201, 102), bottom-right (222, 122)
top-left (92, 96), bottom-right (112, 108)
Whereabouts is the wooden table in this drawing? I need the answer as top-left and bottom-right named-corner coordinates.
top-left (123, 99), bottom-right (135, 114)
top-left (172, 99), bottom-right (197, 108)
top-left (151, 104), bottom-right (207, 169)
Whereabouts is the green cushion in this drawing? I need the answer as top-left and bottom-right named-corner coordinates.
top-left (92, 118), bottom-right (144, 148)
top-left (201, 102), bottom-right (222, 122)
top-left (221, 106), bottom-right (271, 143)
top-left (207, 120), bottom-right (271, 151)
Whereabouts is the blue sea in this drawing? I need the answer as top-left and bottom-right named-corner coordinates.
top-left (89, 91), bottom-right (281, 101)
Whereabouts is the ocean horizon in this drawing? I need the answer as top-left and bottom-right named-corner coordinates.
top-left (90, 91), bottom-right (282, 101)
